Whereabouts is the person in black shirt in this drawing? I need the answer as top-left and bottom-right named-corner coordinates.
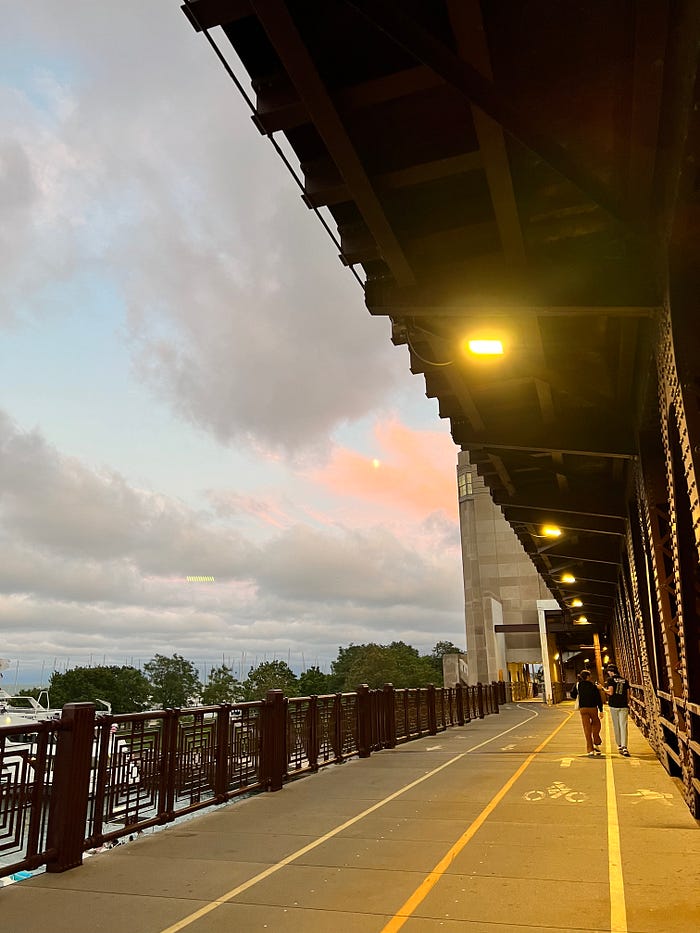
top-left (570, 669), bottom-right (603, 756)
top-left (605, 664), bottom-right (630, 756)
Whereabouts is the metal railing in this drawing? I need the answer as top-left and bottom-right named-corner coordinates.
top-left (0, 680), bottom-right (505, 878)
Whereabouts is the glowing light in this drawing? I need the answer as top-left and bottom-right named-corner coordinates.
top-left (554, 653), bottom-right (560, 661)
top-left (541, 525), bottom-right (562, 538)
top-left (584, 658), bottom-right (590, 664)
top-left (575, 616), bottom-right (589, 624)
top-left (571, 598), bottom-right (583, 608)
top-left (467, 339), bottom-right (504, 356)
top-left (561, 573), bottom-right (576, 584)
top-left (372, 459), bottom-right (381, 469)
top-left (603, 655), bottom-right (610, 664)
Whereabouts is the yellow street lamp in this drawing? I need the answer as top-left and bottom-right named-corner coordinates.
top-left (541, 525), bottom-right (562, 538)
top-left (466, 338), bottom-right (504, 355)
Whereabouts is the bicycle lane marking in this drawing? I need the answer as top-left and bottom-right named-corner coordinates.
top-left (379, 709), bottom-right (575, 933)
top-left (158, 706), bottom-right (543, 933)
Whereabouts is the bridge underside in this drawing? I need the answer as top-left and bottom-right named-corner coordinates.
top-left (183, 0), bottom-right (700, 814)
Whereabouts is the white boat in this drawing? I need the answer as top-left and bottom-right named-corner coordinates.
top-left (0, 688), bottom-right (61, 728)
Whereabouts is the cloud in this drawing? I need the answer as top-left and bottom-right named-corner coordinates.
top-left (307, 419), bottom-right (459, 521)
top-left (0, 412), bottom-right (464, 669)
top-left (0, 6), bottom-right (468, 681)
top-left (2, 1), bottom-right (404, 452)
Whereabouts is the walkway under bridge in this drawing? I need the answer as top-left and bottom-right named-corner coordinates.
top-left (3, 702), bottom-right (698, 933)
top-left (179, 0), bottom-right (700, 816)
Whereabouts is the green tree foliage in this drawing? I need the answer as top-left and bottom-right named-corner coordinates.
top-left (15, 687), bottom-right (43, 700)
top-left (426, 640), bottom-right (466, 684)
top-left (432, 640), bottom-right (465, 659)
top-left (201, 664), bottom-right (243, 705)
top-left (330, 642), bottom-right (437, 691)
top-left (297, 665), bottom-right (332, 696)
top-left (47, 665), bottom-right (151, 713)
top-left (242, 660), bottom-right (298, 700)
top-left (144, 654), bottom-right (202, 708)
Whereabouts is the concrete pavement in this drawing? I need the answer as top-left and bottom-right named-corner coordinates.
top-left (2, 701), bottom-right (698, 933)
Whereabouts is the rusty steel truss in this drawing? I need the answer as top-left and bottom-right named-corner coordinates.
top-left (181, 0), bottom-right (700, 814)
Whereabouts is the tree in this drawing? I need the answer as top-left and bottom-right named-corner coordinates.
top-left (144, 654), bottom-right (201, 708)
top-left (297, 666), bottom-right (332, 696)
top-left (16, 687), bottom-right (42, 700)
top-left (201, 664), bottom-right (243, 705)
top-left (242, 660), bottom-right (298, 700)
top-left (330, 642), bottom-right (437, 691)
top-left (47, 666), bottom-right (151, 713)
top-left (432, 640), bottom-right (465, 659)
top-left (427, 641), bottom-right (466, 684)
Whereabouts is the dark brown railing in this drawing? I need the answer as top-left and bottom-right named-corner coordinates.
top-left (0, 681), bottom-right (505, 879)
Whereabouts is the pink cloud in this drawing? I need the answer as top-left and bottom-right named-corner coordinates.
top-left (308, 419), bottom-right (458, 522)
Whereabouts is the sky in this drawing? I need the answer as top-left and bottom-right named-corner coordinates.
top-left (0, 1), bottom-right (465, 687)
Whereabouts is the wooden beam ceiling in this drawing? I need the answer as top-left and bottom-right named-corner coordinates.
top-left (251, 0), bottom-right (416, 286)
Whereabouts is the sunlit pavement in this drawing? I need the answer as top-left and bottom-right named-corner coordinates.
top-left (2, 702), bottom-right (698, 933)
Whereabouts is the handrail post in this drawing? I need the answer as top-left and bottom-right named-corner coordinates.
top-left (383, 683), bottom-right (396, 748)
top-left (333, 693), bottom-right (344, 762)
top-left (427, 684), bottom-right (437, 735)
top-left (477, 682), bottom-right (485, 718)
top-left (491, 681), bottom-right (500, 714)
top-left (262, 689), bottom-right (287, 791)
top-left (46, 703), bottom-right (95, 873)
top-left (214, 704), bottom-right (231, 800)
top-left (163, 709), bottom-right (179, 821)
top-left (308, 695), bottom-right (319, 772)
top-left (456, 683), bottom-right (465, 725)
top-left (356, 684), bottom-right (372, 758)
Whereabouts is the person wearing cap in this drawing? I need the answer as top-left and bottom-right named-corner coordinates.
top-left (605, 663), bottom-right (630, 756)
top-left (570, 669), bottom-right (604, 757)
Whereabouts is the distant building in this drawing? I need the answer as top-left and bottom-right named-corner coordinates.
top-left (457, 452), bottom-right (554, 686)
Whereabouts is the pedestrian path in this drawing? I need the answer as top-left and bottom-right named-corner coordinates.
top-left (3, 701), bottom-right (698, 932)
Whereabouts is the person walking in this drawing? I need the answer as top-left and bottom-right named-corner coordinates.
top-left (605, 663), bottom-right (630, 756)
top-left (570, 669), bottom-right (603, 756)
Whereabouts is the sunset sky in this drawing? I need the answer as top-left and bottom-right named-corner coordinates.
top-left (0, 1), bottom-right (465, 686)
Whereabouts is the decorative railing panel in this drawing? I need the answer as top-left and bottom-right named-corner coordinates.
top-left (1, 681), bottom-right (514, 878)
top-left (287, 697), bottom-right (311, 775)
top-left (0, 721), bottom-right (58, 876)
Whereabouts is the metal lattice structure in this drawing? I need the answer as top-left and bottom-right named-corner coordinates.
top-left (181, 1), bottom-right (700, 814)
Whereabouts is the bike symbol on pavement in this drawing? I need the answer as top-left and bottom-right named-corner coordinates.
top-left (622, 788), bottom-right (673, 805)
top-left (524, 781), bottom-right (587, 803)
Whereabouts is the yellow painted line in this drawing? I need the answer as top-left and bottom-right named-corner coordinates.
top-left (605, 713), bottom-right (628, 932)
top-left (158, 710), bottom-right (540, 933)
top-left (380, 711), bottom-right (574, 933)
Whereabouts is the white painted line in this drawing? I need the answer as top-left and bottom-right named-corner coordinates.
top-left (560, 757), bottom-right (574, 768)
top-left (605, 712), bottom-right (628, 932)
top-left (158, 707), bottom-right (543, 933)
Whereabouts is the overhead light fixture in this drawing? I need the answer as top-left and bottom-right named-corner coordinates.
top-left (561, 573), bottom-right (576, 584)
top-left (541, 525), bottom-right (562, 538)
top-left (467, 338), bottom-right (504, 355)
top-left (554, 653), bottom-right (560, 661)
top-left (584, 657), bottom-right (590, 664)
top-left (575, 616), bottom-right (589, 625)
top-left (570, 598), bottom-right (583, 608)
top-left (603, 654), bottom-right (610, 664)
